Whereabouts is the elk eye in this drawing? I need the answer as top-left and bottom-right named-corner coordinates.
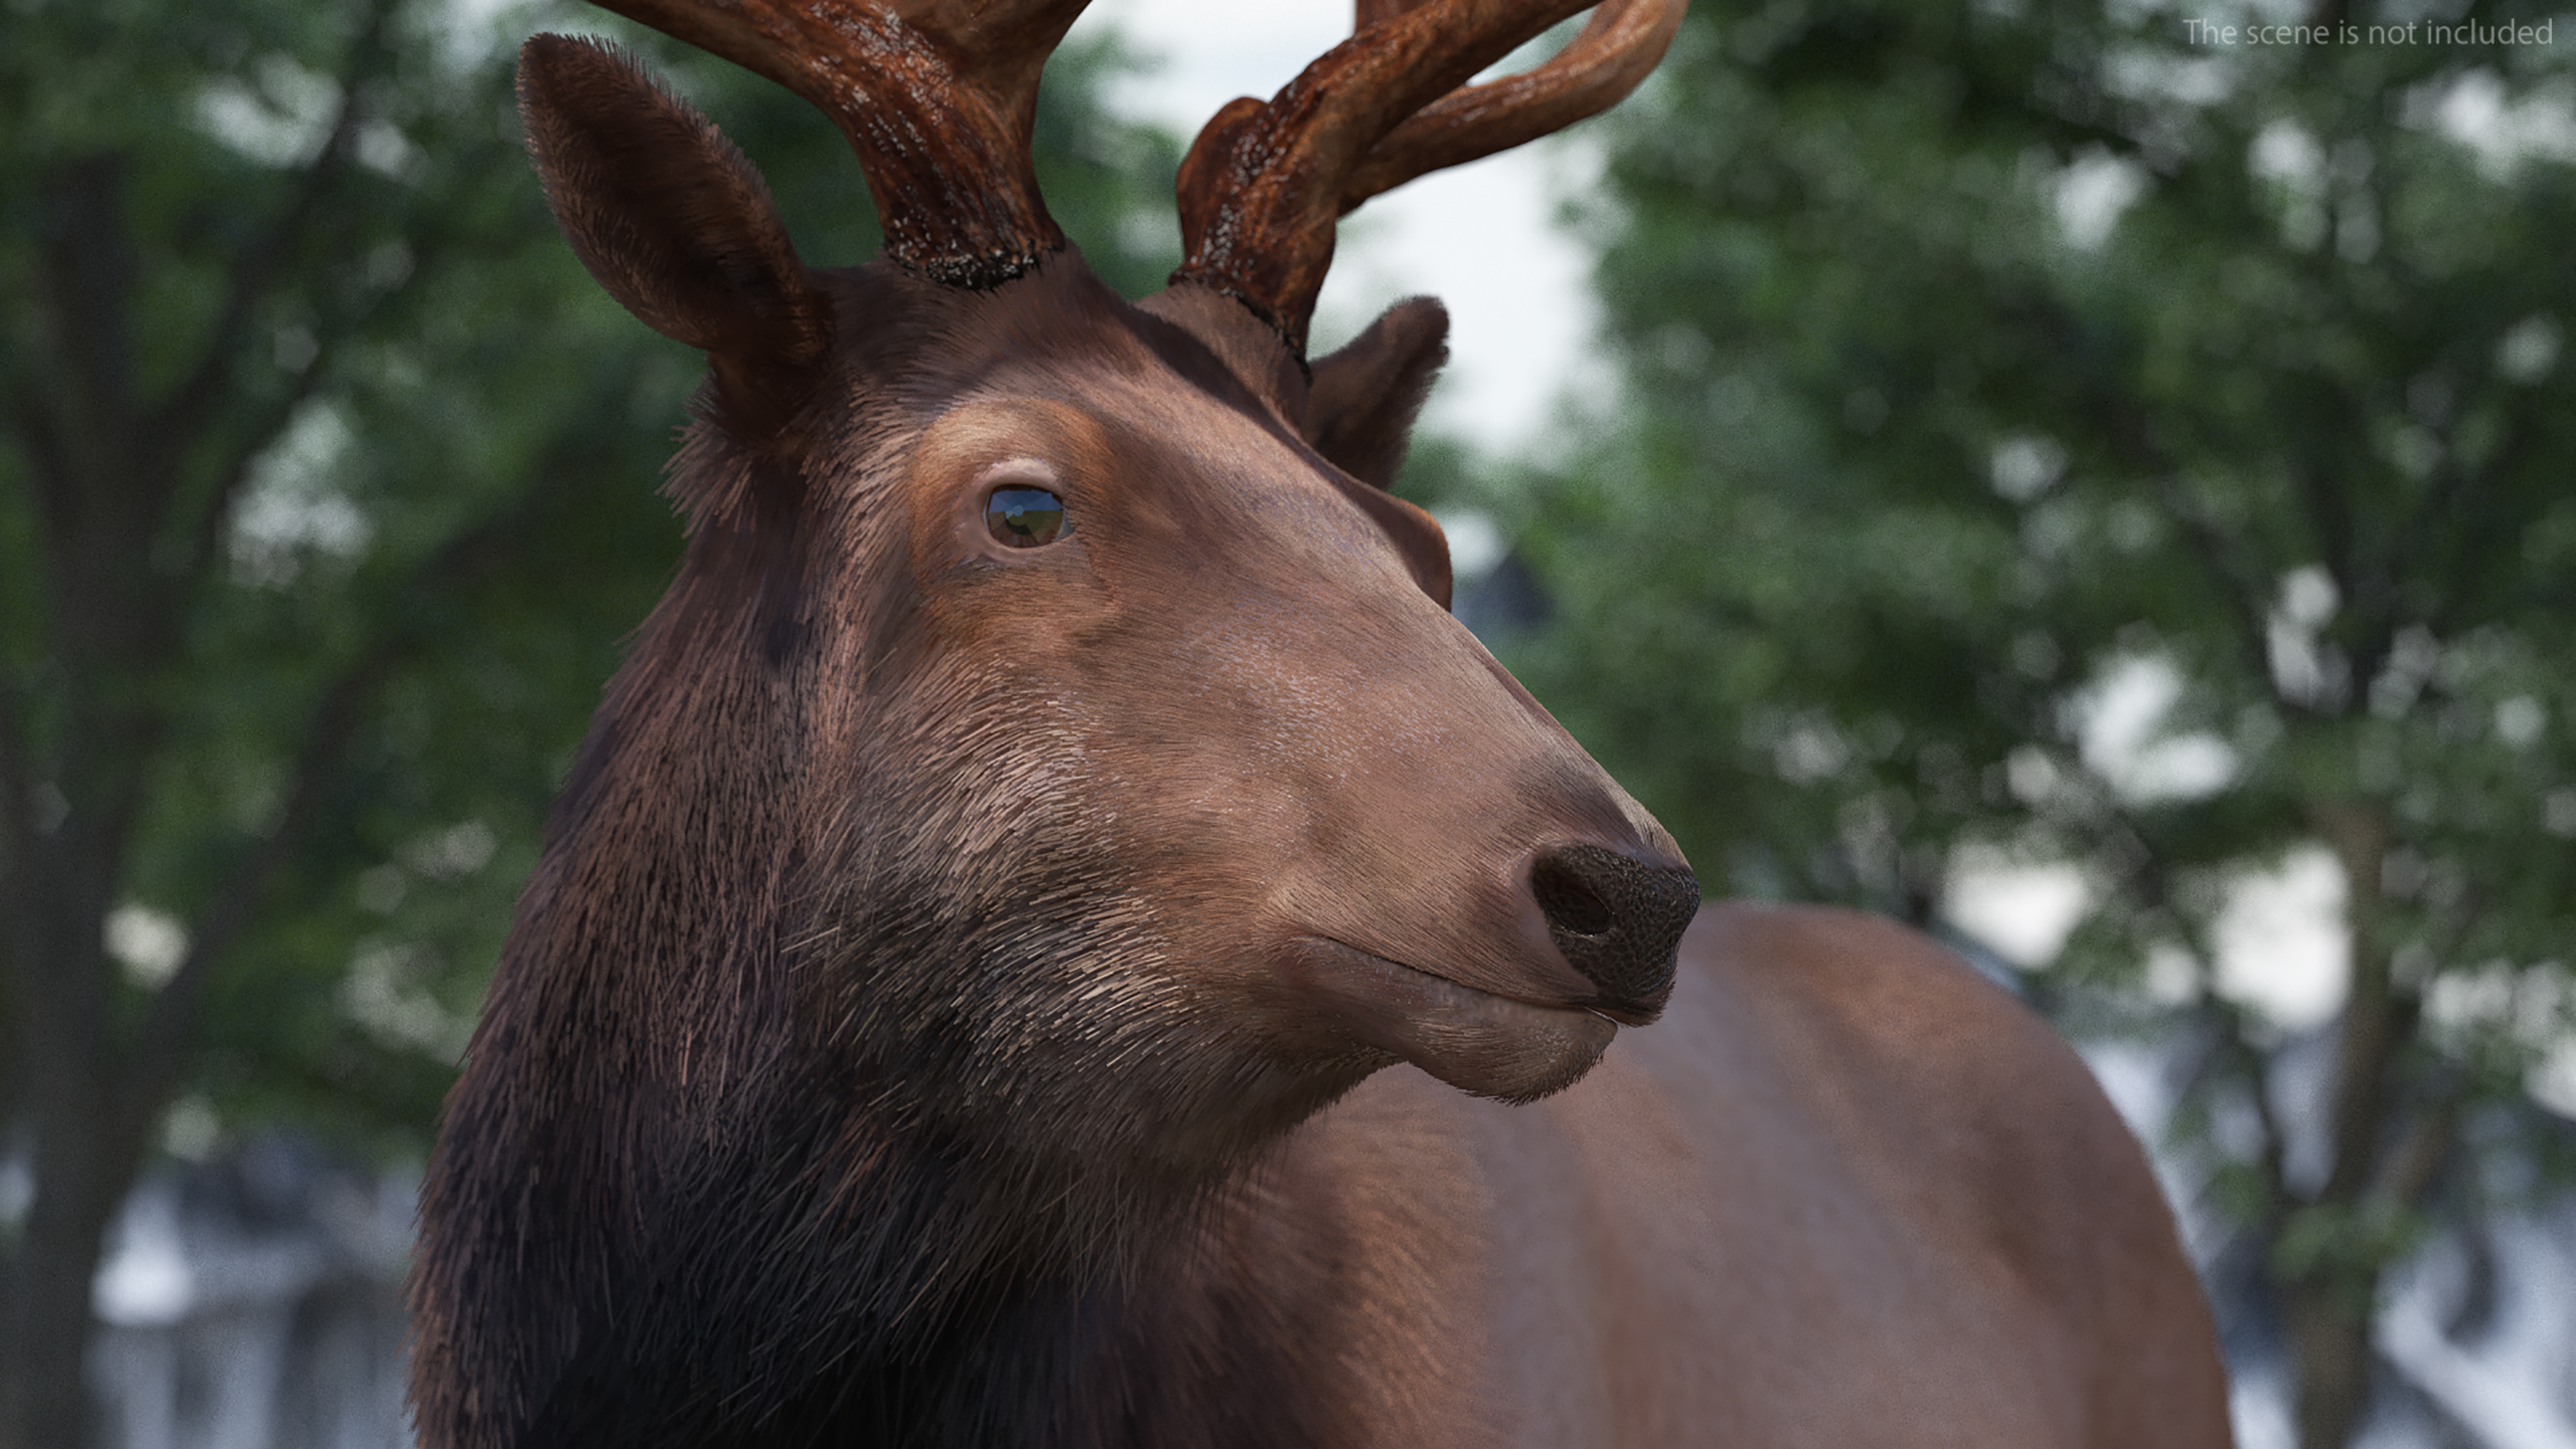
top-left (985, 486), bottom-right (1066, 549)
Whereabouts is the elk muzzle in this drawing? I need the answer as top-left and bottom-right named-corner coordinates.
top-left (1527, 842), bottom-right (1701, 1018)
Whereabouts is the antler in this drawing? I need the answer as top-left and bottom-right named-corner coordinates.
top-left (593, 0), bottom-right (1093, 288)
top-left (1171, 0), bottom-right (1684, 356)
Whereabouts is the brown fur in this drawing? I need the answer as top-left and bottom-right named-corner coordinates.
top-left (1307, 297), bottom-right (1450, 492)
top-left (1253, 902), bottom-right (2237, 1446)
top-left (407, 33), bottom-right (2231, 1449)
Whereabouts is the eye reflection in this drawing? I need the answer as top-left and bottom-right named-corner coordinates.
top-left (985, 486), bottom-right (1066, 549)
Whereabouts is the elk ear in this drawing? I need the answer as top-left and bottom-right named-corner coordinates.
top-left (1305, 297), bottom-right (1449, 490)
top-left (517, 35), bottom-right (828, 400)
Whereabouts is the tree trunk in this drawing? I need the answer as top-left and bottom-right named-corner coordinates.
top-left (3, 22), bottom-right (413, 1444)
top-left (1, 154), bottom-right (168, 1449)
top-left (2281, 797), bottom-right (2405, 1449)
top-left (2284, 1272), bottom-right (2377, 1449)
top-left (0, 828), bottom-right (142, 1449)
top-left (1, 1138), bottom-right (125, 1449)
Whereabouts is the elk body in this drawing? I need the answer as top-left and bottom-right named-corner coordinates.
top-left (408, 1), bottom-right (2235, 1445)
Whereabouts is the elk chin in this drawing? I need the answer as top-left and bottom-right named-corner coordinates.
top-left (1277, 936), bottom-right (1616, 1105)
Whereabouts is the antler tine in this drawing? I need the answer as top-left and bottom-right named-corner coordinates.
top-left (594, 0), bottom-right (1095, 288)
top-left (1341, 0), bottom-right (1684, 213)
top-left (1170, 0), bottom-right (1680, 358)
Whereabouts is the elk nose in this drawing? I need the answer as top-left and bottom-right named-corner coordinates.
top-left (1529, 844), bottom-right (1701, 1014)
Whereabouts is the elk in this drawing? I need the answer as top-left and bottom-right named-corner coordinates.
top-left (408, 1), bottom-right (2235, 1444)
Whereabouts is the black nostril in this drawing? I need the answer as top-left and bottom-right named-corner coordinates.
top-left (1532, 857), bottom-right (1616, 937)
top-left (1528, 844), bottom-right (1701, 1010)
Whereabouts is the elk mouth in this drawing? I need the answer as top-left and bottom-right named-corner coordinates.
top-left (1279, 936), bottom-right (1621, 1104)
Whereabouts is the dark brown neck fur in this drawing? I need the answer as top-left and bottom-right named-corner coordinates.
top-left (513, 1158), bottom-right (1364, 1448)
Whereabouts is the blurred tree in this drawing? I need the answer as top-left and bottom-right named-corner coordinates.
top-left (0, 1), bottom-right (1179, 1442)
top-left (1454, 3), bottom-right (2576, 1446)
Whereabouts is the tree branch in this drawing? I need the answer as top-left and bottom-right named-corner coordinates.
top-left (2068, 313), bottom-right (2284, 702)
top-left (0, 676), bottom-right (30, 879)
top-left (2151, 472), bottom-right (2283, 703)
top-left (114, 645), bottom-right (396, 1147)
top-left (2372, 1092), bottom-right (2457, 1208)
top-left (2422, 413), bottom-right (2542, 636)
top-left (111, 492), bottom-right (535, 1144)
top-left (162, 213), bottom-right (453, 598)
top-left (163, 327), bottom-right (348, 598)
top-left (2214, 996), bottom-right (2296, 1212)
top-left (2310, 798), bottom-right (2402, 1207)
top-left (144, 0), bottom-right (402, 468)
top-left (2292, 455), bottom-right (2356, 625)
top-left (2101, 813), bottom-right (2298, 1220)
top-left (5, 382), bottom-right (75, 544)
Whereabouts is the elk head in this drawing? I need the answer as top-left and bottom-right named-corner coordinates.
top-left (415, 1), bottom-right (1690, 1442)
